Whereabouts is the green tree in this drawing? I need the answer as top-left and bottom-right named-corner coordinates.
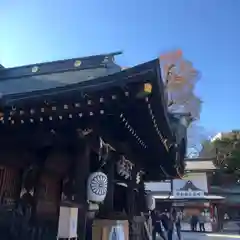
top-left (198, 139), bottom-right (216, 158)
top-left (186, 124), bottom-right (214, 158)
top-left (213, 131), bottom-right (240, 177)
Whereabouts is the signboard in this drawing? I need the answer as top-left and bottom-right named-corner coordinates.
top-left (173, 190), bottom-right (204, 198)
top-left (58, 207), bottom-right (78, 239)
top-left (173, 173), bottom-right (208, 193)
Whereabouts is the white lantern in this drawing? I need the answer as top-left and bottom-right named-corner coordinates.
top-left (87, 172), bottom-right (108, 203)
top-left (146, 195), bottom-right (155, 211)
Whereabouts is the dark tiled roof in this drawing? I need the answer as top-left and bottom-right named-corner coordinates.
top-left (180, 180), bottom-right (201, 191)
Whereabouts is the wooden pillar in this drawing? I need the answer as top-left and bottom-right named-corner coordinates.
top-left (128, 167), bottom-right (137, 217)
top-left (216, 203), bottom-right (224, 232)
top-left (72, 138), bottom-right (91, 240)
top-left (128, 167), bottom-right (138, 240)
top-left (31, 146), bottom-right (52, 224)
top-left (104, 157), bottom-right (115, 213)
top-left (15, 168), bottom-right (24, 208)
top-left (74, 142), bottom-right (90, 203)
top-left (97, 152), bottom-right (116, 218)
top-left (138, 178), bottom-right (147, 214)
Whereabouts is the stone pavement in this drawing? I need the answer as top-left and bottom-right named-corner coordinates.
top-left (181, 221), bottom-right (240, 233)
top-left (182, 232), bottom-right (240, 239)
top-left (157, 232), bottom-right (240, 240)
top-left (223, 221), bottom-right (240, 233)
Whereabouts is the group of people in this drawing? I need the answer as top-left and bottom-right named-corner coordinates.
top-left (190, 213), bottom-right (206, 232)
top-left (151, 208), bottom-right (181, 240)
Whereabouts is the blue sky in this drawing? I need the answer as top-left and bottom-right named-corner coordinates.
top-left (0, 0), bottom-right (239, 135)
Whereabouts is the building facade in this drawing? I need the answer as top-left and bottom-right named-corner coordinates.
top-left (145, 159), bottom-right (225, 232)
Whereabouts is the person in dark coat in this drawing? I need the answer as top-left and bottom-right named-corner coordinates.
top-left (199, 213), bottom-right (206, 232)
top-left (175, 212), bottom-right (182, 240)
top-left (167, 212), bottom-right (174, 240)
top-left (191, 215), bottom-right (199, 231)
top-left (151, 209), bottom-right (158, 240)
top-left (151, 210), bottom-right (166, 240)
top-left (160, 212), bottom-right (169, 232)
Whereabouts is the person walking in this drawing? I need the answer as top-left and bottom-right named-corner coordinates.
top-left (190, 215), bottom-right (194, 231)
top-left (175, 212), bottom-right (182, 240)
top-left (151, 209), bottom-right (158, 240)
top-left (167, 209), bottom-right (176, 240)
top-left (190, 214), bottom-right (199, 231)
top-left (199, 212), bottom-right (206, 232)
top-left (151, 210), bottom-right (167, 240)
top-left (170, 209), bottom-right (182, 240)
top-left (157, 213), bottom-right (167, 240)
top-left (160, 212), bottom-right (169, 233)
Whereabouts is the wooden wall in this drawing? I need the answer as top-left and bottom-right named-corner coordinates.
top-left (0, 166), bottom-right (20, 206)
top-left (36, 151), bottom-right (71, 220)
top-left (36, 172), bottom-right (61, 219)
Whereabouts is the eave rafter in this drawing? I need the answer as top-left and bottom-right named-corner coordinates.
top-left (0, 59), bottom-right (182, 180)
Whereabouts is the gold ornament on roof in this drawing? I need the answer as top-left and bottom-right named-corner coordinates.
top-left (31, 66), bottom-right (39, 73)
top-left (74, 60), bottom-right (82, 67)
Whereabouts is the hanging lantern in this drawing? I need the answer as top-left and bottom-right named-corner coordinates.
top-left (146, 194), bottom-right (155, 211)
top-left (87, 172), bottom-right (108, 203)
